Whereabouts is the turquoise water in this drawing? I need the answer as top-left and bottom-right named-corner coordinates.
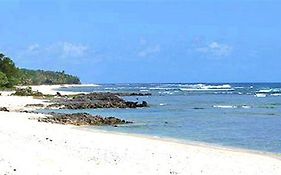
top-left (47, 83), bottom-right (281, 153)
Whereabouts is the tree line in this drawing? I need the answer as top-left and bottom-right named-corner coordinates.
top-left (0, 53), bottom-right (80, 88)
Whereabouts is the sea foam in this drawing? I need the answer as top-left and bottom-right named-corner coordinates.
top-left (213, 105), bottom-right (238, 109)
top-left (179, 84), bottom-right (233, 91)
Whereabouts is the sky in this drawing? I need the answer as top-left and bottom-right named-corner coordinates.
top-left (0, 0), bottom-right (280, 83)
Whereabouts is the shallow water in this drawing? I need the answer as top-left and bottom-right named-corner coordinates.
top-left (45, 83), bottom-right (281, 153)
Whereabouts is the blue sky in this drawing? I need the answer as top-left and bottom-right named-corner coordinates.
top-left (0, 0), bottom-right (280, 83)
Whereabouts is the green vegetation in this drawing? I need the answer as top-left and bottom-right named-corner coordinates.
top-left (0, 53), bottom-right (20, 88)
top-left (19, 69), bottom-right (81, 85)
top-left (12, 87), bottom-right (44, 96)
top-left (0, 71), bottom-right (9, 87)
top-left (0, 52), bottom-right (80, 88)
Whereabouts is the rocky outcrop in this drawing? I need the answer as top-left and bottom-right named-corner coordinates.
top-left (37, 113), bottom-right (132, 126)
top-left (12, 87), bottom-right (44, 96)
top-left (47, 92), bottom-right (149, 110)
top-left (11, 88), bottom-right (150, 110)
top-left (25, 104), bottom-right (45, 108)
top-left (116, 92), bottom-right (152, 96)
top-left (47, 101), bottom-right (148, 110)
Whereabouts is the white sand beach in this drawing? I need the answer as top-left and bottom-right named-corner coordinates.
top-left (25, 84), bottom-right (99, 95)
top-left (1, 85), bottom-right (281, 175)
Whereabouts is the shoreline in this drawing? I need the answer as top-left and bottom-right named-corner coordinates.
top-left (79, 126), bottom-right (281, 160)
top-left (1, 85), bottom-right (281, 174)
top-left (45, 84), bottom-right (280, 157)
top-left (29, 84), bottom-right (99, 95)
top-left (22, 84), bottom-right (281, 156)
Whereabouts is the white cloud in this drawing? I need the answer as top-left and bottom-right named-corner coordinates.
top-left (46, 42), bottom-right (89, 58)
top-left (139, 38), bottom-right (147, 45)
top-left (27, 44), bottom-right (40, 52)
top-left (61, 42), bottom-right (88, 58)
top-left (18, 42), bottom-right (90, 64)
top-left (138, 45), bottom-right (161, 58)
top-left (196, 41), bottom-right (233, 57)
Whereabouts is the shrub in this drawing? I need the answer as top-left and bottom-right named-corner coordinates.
top-left (0, 71), bottom-right (8, 87)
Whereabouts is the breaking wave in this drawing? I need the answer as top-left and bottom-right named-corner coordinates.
top-left (180, 84), bottom-right (233, 91)
top-left (213, 105), bottom-right (238, 109)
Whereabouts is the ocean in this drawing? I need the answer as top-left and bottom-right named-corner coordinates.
top-left (46, 83), bottom-right (281, 153)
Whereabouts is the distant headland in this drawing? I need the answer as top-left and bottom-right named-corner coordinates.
top-left (0, 52), bottom-right (80, 89)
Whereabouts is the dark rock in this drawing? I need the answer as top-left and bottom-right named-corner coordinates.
top-left (20, 110), bottom-right (29, 113)
top-left (0, 107), bottom-right (9, 112)
top-left (25, 104), bottom-right (44, 108)
top-left (118, 92), bottom-right (152, 96)
top-left (56, 92), bottom-right (62, 97)
top-left (47, 92), bottom-right (149, 110)
top-left (141, 101), bottom-right (148, 107)
top-left (37, 113), bottom-right (133, 126)
top-left (12, 87), bottom-right (43, 96)
top-left (46, 103), bottom-right (64, 109)
top-left (193, 107), bottom-right (204, 110)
